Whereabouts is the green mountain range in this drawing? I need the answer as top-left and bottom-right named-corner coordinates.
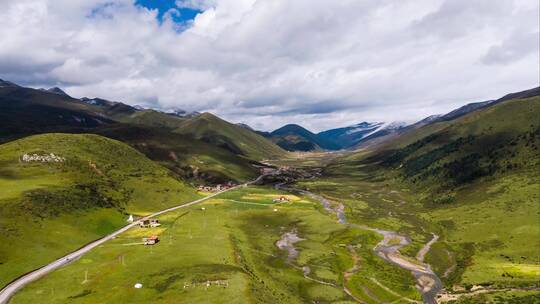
top-left (0, 81), bottom-right (286, 183)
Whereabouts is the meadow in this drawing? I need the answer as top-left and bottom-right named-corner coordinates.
top-left (0, 134), bottom-right (200, 288)
top-left (10, 185), bottom-right (425, 303)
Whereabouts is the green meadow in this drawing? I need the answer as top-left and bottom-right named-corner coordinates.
top-left (0, 133), bottom-right (200, 288)
top-left (10, 186), bottom-right (424, 303)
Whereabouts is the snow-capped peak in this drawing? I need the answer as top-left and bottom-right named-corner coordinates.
top-left (345, 122), bottom-right (384, 135)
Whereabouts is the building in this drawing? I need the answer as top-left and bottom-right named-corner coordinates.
top-left (139, 219), bottom-right (161, 228)
top-left (143, 235), bottom-right (159, 245)
top-left (272, 196), bottom-right (290, 203)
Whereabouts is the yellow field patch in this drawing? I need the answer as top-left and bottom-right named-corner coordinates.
top-left (122, 226), bottom-right (166, 238)
top-left (241, 193), bottom-right (301, 201)
top-left (499, 263), bottom-right (540, 277)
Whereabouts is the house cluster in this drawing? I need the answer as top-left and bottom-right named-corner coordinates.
top-left (272, 196), bottom-right (290, 203)
top-left (197, 181), bottom-right (236, 192)
top-left (21, 153), bottom-right (65, 163)
top-left (139, 219), bottom-right (161, 228)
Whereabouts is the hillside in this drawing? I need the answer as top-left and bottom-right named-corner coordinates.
top-left (0, 81), bottom-right (282, 182)
top-left (366, 94), bottom-right (540, 194)
top-left (0, 85), bottom-right (115, 142)
top-left (321, 93), bottom-right (540, 292)
top-left (269, 124), bottom-right (340, 151)
top-left (354, 87), bottom-right (540, 150)
top-left (174, 113), bottom-right (286, 159)
top-left (0, 133), bottom-right (200, 287)
top-left (96, 125), bottom-right (259, 183)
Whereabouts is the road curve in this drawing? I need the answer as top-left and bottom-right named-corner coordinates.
top-left (0, 178), bottom-right (260, 304)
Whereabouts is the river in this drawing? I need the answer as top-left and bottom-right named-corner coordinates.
top-left (277, 183), bottom-right (442, 304)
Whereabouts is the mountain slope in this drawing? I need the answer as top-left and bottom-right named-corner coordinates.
top-left (0, 85), bottom-right (115, 142)
top-left (325, 92), bottom-right (540, 291)
top-left (0, 133), bottom-right (200, 288)
top-left (0, 81), bottom-right (281, 181)
top-left (174, 113), bottom-right (286, 159)
top-left (270, 124), bottom-right (340, 151)
top-left (353, 87), bottom-right (540, 150)
top-left (364, 93), bottom-right (540, 192)
top-left (96, 125), bottom-right (259, 183)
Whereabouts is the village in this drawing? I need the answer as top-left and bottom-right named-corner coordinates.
top-left (196, 181), bottom-right (237, 193)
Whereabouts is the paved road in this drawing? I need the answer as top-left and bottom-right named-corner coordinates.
top-left (0, 178), bottom-right (260, 304)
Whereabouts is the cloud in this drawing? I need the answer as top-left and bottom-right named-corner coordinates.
top-left (482, 31), bottom-right (539, 65)
top-left (0, 0), bottom-right (538, 132)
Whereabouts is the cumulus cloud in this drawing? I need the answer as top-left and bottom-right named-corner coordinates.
top-left (0, 0), bottom-right (538, 132)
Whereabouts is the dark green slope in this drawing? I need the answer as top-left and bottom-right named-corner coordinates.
top-left (364, 94), bottom-right (540, 195)
top-left (0, 82), bottom-right (283, 182)
top-left (96, 125), bottom-right (259, 183)
top-left (173, 112), bottom-right (286, 159)
top-left (0, 85), bottom-right (115, 142)
top-left (0, 133), bottom-right (200, 288)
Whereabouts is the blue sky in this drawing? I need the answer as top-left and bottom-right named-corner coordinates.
top-left (135, 0), bottom-right (201, 24)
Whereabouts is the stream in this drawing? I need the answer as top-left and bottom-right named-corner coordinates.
top-left (277, 183), bottom-right (443, 304)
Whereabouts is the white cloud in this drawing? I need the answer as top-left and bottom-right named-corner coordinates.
top-left (0, 0), bottom-right (538, 132)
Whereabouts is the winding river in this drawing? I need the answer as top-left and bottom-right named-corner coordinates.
top-left (277, 183), bottom-right (443, 304)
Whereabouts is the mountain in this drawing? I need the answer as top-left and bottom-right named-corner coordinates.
top-left (0, 84), bottom-right (115, 142)
top-left (0, 80), bottom-right (284, 182)
top-left (0, 78), bottom-right (19, 88)
top-left (80, 97), bottom-right (139, 118)
top-left (318, 121), bottom-right (412, 149)
top-left (0, 133), bottom-right (199, 288)
top-left (353, 87), bottom-right (540, 150)
top-left (174, 112), bottom-right (285, 159)
top-left (269, 124), bottom-right (340, 151)
top-left (45, 87), bottom-right (69, 96)
top-left (362, 89), bottom-right (540, 193)
top-left (437, 100), bottom-right (493, 121)
top-left (161, 107), bottom-right (201, 118)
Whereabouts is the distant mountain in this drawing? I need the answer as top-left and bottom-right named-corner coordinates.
top-left (317, 122), bottom-right (385, 148)
top-left (269, 124), bottom-right (340, 151)
top-left (161, 107), bottom-right (201, 118)
top-left (45, 87), bottom-right (69, 96)
top-left (353, 87), bottom-right (540, 150)
top-left (493, 86), bottom-right (540, 104)
top-left (357, 86), bottom-right (540, 151)
top-left (0, 79), bottom-right (19, 88)
top-left (174, 112), bottom-right (285, 159)
top-left (80, 97), bottom-right (138, 118)
top-left (437, 100), bottom-right (493, 121)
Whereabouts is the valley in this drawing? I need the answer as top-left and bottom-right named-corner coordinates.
top-left (0, 81), bottom-right (539, 303)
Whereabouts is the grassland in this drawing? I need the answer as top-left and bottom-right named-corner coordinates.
top-left (0, 133), bottom-right (200, 288)
top-left (10, 185), bottom-right (426, 303)
top-left (288, 96), bottom-right (540, 302)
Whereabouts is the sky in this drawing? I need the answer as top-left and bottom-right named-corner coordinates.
top-left (0, 0), bottom-right (538, 132)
